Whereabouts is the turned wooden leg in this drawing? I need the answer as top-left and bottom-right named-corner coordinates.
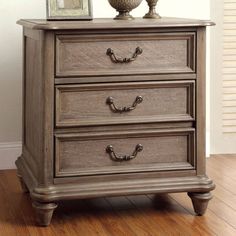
top-left (188, 192), bottom-right (212, 216)
top-left (17, 173), bottom-right (29, 193)
top-left (32, 201), bottom-right (58, 226)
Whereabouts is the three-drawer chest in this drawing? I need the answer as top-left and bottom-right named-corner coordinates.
top-left (16, 18), bottom-right (215, 226)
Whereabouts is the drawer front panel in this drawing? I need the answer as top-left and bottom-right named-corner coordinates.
top-left (56, 81), bottom-right (195, 127)
top-left (56, 32), bottom-right (195, 77)
top-left (55, 129), bottom-right (195, 177)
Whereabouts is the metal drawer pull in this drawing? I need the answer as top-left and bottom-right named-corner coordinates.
top-left (106, 47), bottom-right (143, 63)
top-left (106, 96), bottom-right (143, 113)
top-left (106, 144), bottom-right (143, 162)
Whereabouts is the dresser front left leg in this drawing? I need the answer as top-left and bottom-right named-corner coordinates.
top-left (188, 192), bottom-right (212, 216)
top-left (32, 201), bottom-right (58, 226)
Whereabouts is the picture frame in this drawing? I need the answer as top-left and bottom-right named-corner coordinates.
top-left (46, 0), bottom-right (93, 20)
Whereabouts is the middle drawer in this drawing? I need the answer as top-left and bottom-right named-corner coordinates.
top-left (55, 81), bottom-right (195, 127)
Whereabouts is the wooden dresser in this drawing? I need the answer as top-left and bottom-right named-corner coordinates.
top-left (16, 18), bottom-right (215, 226)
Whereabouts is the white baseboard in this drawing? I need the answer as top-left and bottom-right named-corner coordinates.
top-left (0, 142), bottom-right (22, 170)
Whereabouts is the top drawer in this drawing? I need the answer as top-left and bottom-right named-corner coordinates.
top-left (55, 32), bottom-right (196, 77)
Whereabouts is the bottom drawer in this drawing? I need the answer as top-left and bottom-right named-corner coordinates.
top-left (55, 128), bottom-right (195, 177)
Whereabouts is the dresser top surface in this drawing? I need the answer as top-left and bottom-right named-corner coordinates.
top-left (17, 17), bottom-right (214, 30)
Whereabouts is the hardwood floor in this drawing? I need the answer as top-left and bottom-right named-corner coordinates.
top-left (0, 155), bottom-right (236, 236)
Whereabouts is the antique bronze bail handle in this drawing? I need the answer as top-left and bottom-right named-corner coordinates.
top-left (106, 95), bottom-right (143, 113)
top-left (106, 47), bottom-right (143, 63)
top-left (106, 144), bottom-right (143, 162)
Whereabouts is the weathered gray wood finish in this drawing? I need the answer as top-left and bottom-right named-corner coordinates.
top-left (55, 128), bottom-right (195, 177)
top-left (56, 33), bottom-right (195, 77)
top-left (16, 18), bottom-right (215, 226)
top-left (56, 81), bottom-right (195, 127)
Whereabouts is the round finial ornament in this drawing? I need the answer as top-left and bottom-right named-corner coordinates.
top-left (143, 0), bottom-right (161, 19)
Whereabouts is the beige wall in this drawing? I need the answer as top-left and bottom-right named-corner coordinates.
top-left (0, 0), bottom-right (210, 168)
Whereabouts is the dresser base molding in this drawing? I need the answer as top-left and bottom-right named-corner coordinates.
top-left (31, 177), bottom-right (215, 202)
top-left (16, 155), bottom-right (215, 202)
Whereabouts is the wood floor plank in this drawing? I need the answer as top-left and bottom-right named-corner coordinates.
top-left (85, 197), bottom-right (137, 236)
top-left (0, 170), bottom-right (32, 236)
top-left (170, 192), bottom-right (236, 236)
top-left (207, 157), bottom-right (236, 180)
top-left (208, 195), bottom-right (236, 229)
top-left (52, 199), bottom-right (111, 236)
top-left (147, 194), bottom-right (215, 235)
top-left (209, 184), bottom-right (236, 210)
top-left (128, 194), bottom-right (211, 236)
top-left (128, 195), bottom-right (184, 235)
top-left (1, 156), bottom-right (236, 235)
top-left (0, 171), bottom-right (23, 236)
top-left (106, 196), bottom-right (168, 236)
top-left (1, 171), bottom-right (53, 236)
top-left (206, 164), bottom-right (236, 195)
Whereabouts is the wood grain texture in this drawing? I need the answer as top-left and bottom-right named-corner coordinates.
top-left (55, 73), bottom-right (197, 84)
top-left (17, 17), bottom-right (215, 30)
top-left (56, 81), bottom-right (195, 127)
top-left (54, 121), bottom-right (194, 135)
top-left (41, 31), bottom-right (55, 186)
top-left (16, 28), bottom-right (55, 187)
top-left (23, 33), bottom-right (43, 178)
top-left (0, 156), bottom-right (234, 235)
top-left (16, 18), bottom-right (214, 226)
top-left (56, 33), bottom-right (195, 77)
top-left (55, 128), bottom-right (195, 177)
top-left (196, 27), bottom-right (207, 176)
top-left (29, 175), bottom-right (214, 204)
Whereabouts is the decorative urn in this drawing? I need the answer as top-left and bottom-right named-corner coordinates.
top-left (143, 0), bottom-right (161, 19)
top-left (108, 0), bottom-right (143, 20)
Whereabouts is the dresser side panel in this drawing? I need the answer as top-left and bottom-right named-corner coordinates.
top-left (22, 28), bottom-right (55, 186)
top-left (22, 29), bottom-right (44, 180)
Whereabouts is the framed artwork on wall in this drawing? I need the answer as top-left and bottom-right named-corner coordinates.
top-left (47, 0), bottom-right (93, 20)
